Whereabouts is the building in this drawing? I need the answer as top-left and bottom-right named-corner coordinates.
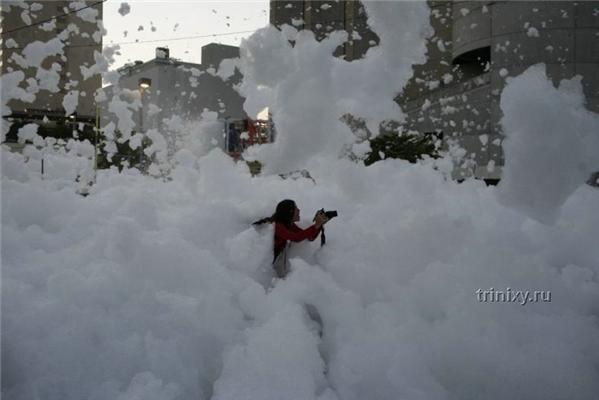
top-left (201, 43), bottom-right (240, 69)
top-left (99, 44), bottom-right (247, 168)
top-left (1, 0), bottom-right (103, 144)
top-left (270, 1), bottom-right (599, 181)
top-left (101, 44), bottom-right (245, 134)
top-left (270, 0), bottom-right (379, 59)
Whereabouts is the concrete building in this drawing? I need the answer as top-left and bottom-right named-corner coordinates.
top-left (101, 44), bottom-right (245, 132)
top-left (1, 0), bottom-right (103, 142)
top-left (270, 0), bottom-right (378, 59)
top-left (270, 1), bottom-right (599, 180)
top-left (201, 43), bottom-right (240, 69)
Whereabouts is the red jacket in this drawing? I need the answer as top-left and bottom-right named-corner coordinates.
top-left (274, 222), bottom-right (320, 258)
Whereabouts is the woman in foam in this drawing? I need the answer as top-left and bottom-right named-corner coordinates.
top-left (254, 199), bottom-right (328, 278)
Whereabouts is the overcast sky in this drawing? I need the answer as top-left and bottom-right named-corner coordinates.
top-left (103, 0), bottom-right (270, 68)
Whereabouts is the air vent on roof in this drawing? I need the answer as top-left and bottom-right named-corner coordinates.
top-left (156, 47), bottom-right (169, 59)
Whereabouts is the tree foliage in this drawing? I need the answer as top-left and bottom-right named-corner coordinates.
top-left (365, 133), bottom-right (439, 166)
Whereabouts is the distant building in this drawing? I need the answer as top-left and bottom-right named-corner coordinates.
top-left (101, 44), bottom-right (245, 134)
top-left (270, 0), bottom-right (599, 181)
top-left (201, 43), bottom-right (240, 69)
top-left (270, 0), bottom-right (378, 59)
top-left (1, 0), bottom-right (103, 143)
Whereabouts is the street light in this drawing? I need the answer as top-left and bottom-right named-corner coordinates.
top-left (138, 78), bottom-right (151, 172)
top-left (137, 78), bottom-right (152, 132)
top-left (224, 116), bottom-right (230, 153)
top-left (138, 77), bottom-right (152, 90)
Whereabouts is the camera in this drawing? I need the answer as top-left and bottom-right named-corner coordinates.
top-left (314, 209), bottom-right (337, 246)
top-left (317, 209), bottom-right (338, 220)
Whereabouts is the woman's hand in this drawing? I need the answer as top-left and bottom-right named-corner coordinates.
top-left (314, 211), bottom-right (328, 229)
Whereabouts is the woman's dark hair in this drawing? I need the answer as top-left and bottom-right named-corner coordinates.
top-left (253, 199), bottom-right (296, 228)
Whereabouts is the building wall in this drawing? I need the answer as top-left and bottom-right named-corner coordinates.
top-left (101, 45), bottom-right (245, 135)
top-left (201, 43), bottom-right (239, 69)
top-left (270, 0), bottom-right (599, 180)
top-left (270, 0), bottom-right (377, 59)
top-left (342, 1), bottom-right (378, 61)
top-left (1, 1), bottom-right (103, 121)
top-left (403, 0), bottom-right (599, 179)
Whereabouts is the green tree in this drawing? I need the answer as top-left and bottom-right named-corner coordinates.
top-left (364, 132), bottom-right (439, 166)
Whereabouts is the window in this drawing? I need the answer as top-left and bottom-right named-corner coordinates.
top-left (453, 46), bottom-right (490, 80)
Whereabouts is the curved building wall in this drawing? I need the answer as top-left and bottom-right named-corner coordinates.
top-left (488, 1), bottom-right (599, 112)
top-left (487, 1), bottom-right (599, 167)
top-left (402, 0), bottom-right (599, 180)
top-left (452, 1), bottom-right (492, 62)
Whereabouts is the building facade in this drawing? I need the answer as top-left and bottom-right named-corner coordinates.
top-left (99, 43), bottom-right (246, 169)
top-left (101, 44), bottom-right (245, 132)
top-left (201, 43), bottom-right (240, 69)
top-left (1, 0), bottom-right (103, 142)
top-left (270, 1), bottom-right (599, 180)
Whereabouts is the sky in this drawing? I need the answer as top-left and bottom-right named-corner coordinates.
top-left (103, 0), bottom-right (270, 68)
